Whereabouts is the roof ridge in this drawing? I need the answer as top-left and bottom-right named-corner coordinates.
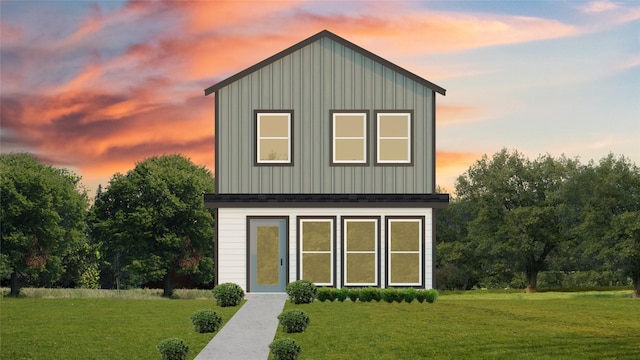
top-left (204, 29), bottom-right (445, 96)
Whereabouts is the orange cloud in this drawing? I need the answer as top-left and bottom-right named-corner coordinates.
top-left (437, 105), bottom-right (483, 126)
top-left (436, 151), bottom-right (483, 193)
top-left (2, 0), bottom-right (615, 198)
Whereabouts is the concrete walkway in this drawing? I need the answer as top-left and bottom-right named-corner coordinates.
top-left (195, 293), bottom-right (288, 360)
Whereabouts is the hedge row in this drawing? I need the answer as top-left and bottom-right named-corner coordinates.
top-left (317, 286), bottom-right (438, 303)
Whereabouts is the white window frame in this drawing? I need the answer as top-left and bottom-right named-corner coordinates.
top-left (256, 112), bottom-right (292, 164)
top-left (387, 218), bottom-right (423, 287)
top-left (376, 112), bottom-right (412, 164)
top-left (299, 218), bottom-right (335, 287)
top-left (331, 112), bottom-right (368, 165)
top-left (343, 218), bottom-right (379, 287)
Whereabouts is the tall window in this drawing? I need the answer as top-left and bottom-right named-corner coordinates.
top-left (386, 217), bottom-right (423, 287)
top-left (331, 111), bottom-right (368, 165)
top-left (255, 111), bottom-right (293, 165)
top-left (343, 217), bottom-right (379, 287)
top-left (375, 111), bottom-right (412, 165)
top-left (298, 217), bottom-right (335, 286)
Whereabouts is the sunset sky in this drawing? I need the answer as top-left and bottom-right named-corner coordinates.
top-left (1, 1), bottom-right (638, 196)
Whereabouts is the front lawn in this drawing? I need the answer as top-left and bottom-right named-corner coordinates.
top-left (2, 289), bottom-right (638, 359)
top-left (274, 290), bottom-right (639, 359)
top-left (1, 295), bottom-right (241, 360)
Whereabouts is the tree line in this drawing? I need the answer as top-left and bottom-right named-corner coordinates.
top-left (1, 153), bottom-right (215, 297)
top-left (2, 150), bottom-right (638, 297)
top-left (436, 149), bottom-right (639, 297)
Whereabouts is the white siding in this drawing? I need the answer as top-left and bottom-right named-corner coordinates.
top-left (217, 207), bottom-right (433, 292)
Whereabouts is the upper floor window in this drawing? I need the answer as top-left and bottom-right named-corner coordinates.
top-left (375, 111), bottom-right (413, 165)
top-left (331, 111), bottom-right (368, 165)
top-left (255, 111), bottom-right (293, 165)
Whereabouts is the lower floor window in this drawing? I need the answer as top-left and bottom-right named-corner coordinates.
top-left (386, 217), bottom-right (424, 287)
top-left (298, 217), bottom-right (335, 286)
top-left (293, 215), bottom-right (425, 288)
top-left (342, 217), bottom-right (380, 287)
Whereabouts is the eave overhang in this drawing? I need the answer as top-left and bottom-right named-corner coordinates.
top-left (204, 193), bottom-right (449, 209)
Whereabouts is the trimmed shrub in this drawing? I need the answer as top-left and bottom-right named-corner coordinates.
top-left (212, 282), bottom-right (244, 307)
top-left (157, 338), bottom-right (189, 360)
top-left (278, 309), bottom-right (310, 333)
top-left (347, 288), bottom-right (359, 302)
top-left (381, 287), bottom-right (398, 303)
top-left (401, 288), bottom-right (418, 303)
top-left (371, 287), bottom-right (382, 302)
top-left (316, 287), bottom-right (331, 302)
top-left (416, 289), bottom-right (426, 303)
top-left (358, 287), bottom-right (380, 302)
top-left (425, 289), bottom-right (439, 304)
top-left (190, 309), bottom-right (222, 333)
top-left (286, 280), bottom-right (317, 304)
top-left (269, 337), bottom-right (302, 360)
top-left (336, 287), bottom-right (349, 302)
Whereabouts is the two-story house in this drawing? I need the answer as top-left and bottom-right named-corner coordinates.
top-left (204, 30), bottom-right (448, 293)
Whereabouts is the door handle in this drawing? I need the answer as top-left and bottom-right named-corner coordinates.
top-left (280, 258), bottom-right (283, 266)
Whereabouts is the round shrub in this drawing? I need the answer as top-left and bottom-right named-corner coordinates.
top-left (358, 287), bottom-right (380, 302)
top-left (416, 289), bottom-right (426, 303)
top-left (425, 289), bottom-right (439, 304)
top-left (317, 287), bottom-right (335, 302)
top-left (269, 337), bottom-right (302, 360)
top-left (347, 288), bottom-right (359, 302)
top-left (286, 280), bottom-right (317, 304)
top-left (190, 309), bottom-right (222, 333)
top-left (371, 287), bottom-right (382, 302)
top-left (157, 338), bottom-right (189, 360)
top-left (278, 309), bottom-right (310, 333)
top-left (336, 287), bottom-right (349, 302)
top-left (381, 287), bottom-right (398, 303)
top-left (212, 282), bottom-right (244, 307)
top-left (401, 288), bottom-right (418, 303)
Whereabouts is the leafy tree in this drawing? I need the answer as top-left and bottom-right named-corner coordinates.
top-left (573, 155), bottom-right (640, 296)
top-left (607, 211), bottom-right (640, 297)
top-left (436, 197), bottom-right (478, 290)
top-left (455, 149), bottom-right (579, 291)
top-left (89, 154), bottom-right (215, 297)
top-left (0, 153), bottom-right (88, 296)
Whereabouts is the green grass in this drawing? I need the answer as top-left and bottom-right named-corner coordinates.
top-left (1, 292), bottom-right (241, 360)
top-left (3, 288), bottom-right (638, 359)
top-left (0, 287), bottom-right (215, 299)
top-left (274, 290), bottom-right (640, 359)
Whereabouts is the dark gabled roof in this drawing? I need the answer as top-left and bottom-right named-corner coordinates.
top-left (204, 30), bottom-right (446, 96)
top-left (204, 193), bottom-right (449, 208)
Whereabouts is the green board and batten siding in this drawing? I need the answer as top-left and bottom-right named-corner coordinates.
top-left (216, 36), bottom-right (437, 194)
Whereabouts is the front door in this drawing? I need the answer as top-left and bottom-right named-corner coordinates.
top-left (248, 217), bottom-right (288, 292)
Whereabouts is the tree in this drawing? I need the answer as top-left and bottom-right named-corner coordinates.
top-left (455, 149), bottom-right (579, 291)
top-left (89, 154), bottom-right (215, 297)
top-left (0, 153), bottom-right (88, 296)
top-left (573, 155), bottom-right (640, 296)
top-left (436, 196), bottom-right (478, 290)
top-left (607, 211), bottom-right (640, 297)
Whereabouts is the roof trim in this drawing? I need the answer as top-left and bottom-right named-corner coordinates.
top-left (204, 30), bottom-right (446, 96)
top-left (203, 193), bottom-right (449, 209)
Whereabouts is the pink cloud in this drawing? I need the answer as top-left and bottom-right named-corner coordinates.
top-left (0, 1), bottom-right (610, 196)
top-left (580, 1), bottom-right (620, 13)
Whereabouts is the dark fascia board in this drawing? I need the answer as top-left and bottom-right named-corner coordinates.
top-left (204, 193), bottom-right (449, 209)
top-left (204, 30), bottom-right (446, 96)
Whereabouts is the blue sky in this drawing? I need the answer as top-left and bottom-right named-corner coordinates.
top-left (1, 0), bottom-right (638, 194)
